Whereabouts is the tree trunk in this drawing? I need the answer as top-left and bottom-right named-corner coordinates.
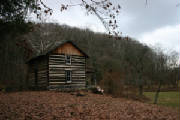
top-left (138, 74), bottom-right (143, 96)
top-left (154, 81), bottom-right (162, 104)
top-left (139, 85), bottom-right (143, 96)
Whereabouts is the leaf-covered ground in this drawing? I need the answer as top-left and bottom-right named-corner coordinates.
top-left (0, 91), bottom-right (179, 120)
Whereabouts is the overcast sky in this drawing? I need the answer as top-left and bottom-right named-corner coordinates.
top-left (41, 0), bottom-right (180, 55)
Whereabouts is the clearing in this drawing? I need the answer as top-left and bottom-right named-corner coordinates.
top-left (0, 91), bottom-right (179, 120)
top-left (144, 92), bottom-right (180, 108)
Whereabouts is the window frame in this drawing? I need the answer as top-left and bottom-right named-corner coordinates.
top-left (65, 55), bottom-right (71, 65)
top-left (65, 70), bottom-right (72, 83)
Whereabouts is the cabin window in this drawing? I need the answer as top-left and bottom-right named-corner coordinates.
top-left (65, 55), bottom-right (71, 64)
top-left (66, 70), bottom-right (72, 83)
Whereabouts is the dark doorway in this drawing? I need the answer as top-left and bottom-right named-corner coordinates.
top-left (34, 69), bottom-right (38, 86)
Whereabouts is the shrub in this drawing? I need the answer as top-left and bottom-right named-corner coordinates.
top-left (99, 71), bottom-right (125, 97)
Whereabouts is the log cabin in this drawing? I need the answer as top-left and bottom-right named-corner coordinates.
top-left (27, 40), bottom-right (89, 90)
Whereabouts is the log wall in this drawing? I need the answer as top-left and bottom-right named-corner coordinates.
top-left (28, 56), bottom-right (48, 88)
top-left (48, 54), bottom-right (86, 89)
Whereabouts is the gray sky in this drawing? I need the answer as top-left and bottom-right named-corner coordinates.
top-left (41, 0), bottom-right (180, 55)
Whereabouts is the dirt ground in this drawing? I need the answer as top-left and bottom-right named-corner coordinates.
top-left (0, 91), bottom-right (179, 120)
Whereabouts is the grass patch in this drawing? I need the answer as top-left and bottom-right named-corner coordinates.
top-left (144, 92), bottom-right (180, 108)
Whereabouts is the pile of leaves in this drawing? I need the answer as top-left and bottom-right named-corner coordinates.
top-left (0, 91), bottom-right (179, 120)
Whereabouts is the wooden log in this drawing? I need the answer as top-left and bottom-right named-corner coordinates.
top-left (49, 76), bottom-right (66, 79)
top-left (49, 54), bottom-right (65, 57)
top-left (49, 82), bottom-right (66, 84)
top-left (49, 58), bottom-right (65, 60)
top-left (49, 61), bottom-right (65, 64)
top-left (49, 74), bottom-right (65, 77)
top-left (72, 71), bottom-right (85, 74)
top-left (49, 71), bottom-right (65, 74)
top-left (49, 59), bottom-right (65, 63)
top-left (49, 65), bottom-right (84, 68)
top-left (49, 79), bottom-right (66, 82)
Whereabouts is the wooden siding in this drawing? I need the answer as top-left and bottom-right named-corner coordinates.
top-left (53, 43), bottom-right (84, 56)
top-left (28, 57), bottom-right (48, 88)
top-left (48, 54), bottom-right (86, 88)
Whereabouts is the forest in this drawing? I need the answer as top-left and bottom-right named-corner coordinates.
top-left (0, 23), bottom-right (179, 101)
top-left (0, 1), bottom-right (180, 119)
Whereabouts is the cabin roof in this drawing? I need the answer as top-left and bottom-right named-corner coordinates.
top-left (27, 40), bottom-right (89, 63)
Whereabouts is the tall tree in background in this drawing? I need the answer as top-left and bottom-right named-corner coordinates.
top-left (0, 0), bottom-right (52, 89)
top-left (0, 0), bottom-right (52, 37)
top-left (153, 51), bottom-right (168, 104)
top-left (153, 50), bottom-right (179, 104)
top-left (25, 23), bottom-right (63, 55)
top-left (0, 0), bottom-right (121, 38)
top-left (123, 41), bottom-right (152, 96)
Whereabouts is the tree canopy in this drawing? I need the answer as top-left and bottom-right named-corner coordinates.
top-left (0, 0), bottom-right (122, 37)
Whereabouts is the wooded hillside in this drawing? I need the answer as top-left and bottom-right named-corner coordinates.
top-left (0, 23), bottom-right (179, 97)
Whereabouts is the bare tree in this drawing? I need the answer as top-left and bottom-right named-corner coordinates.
top-left (153, 50), bottom-right (168, 104)
top-left (58, 0), bottom-right (121, 36)
top-left (124, 41), bottom-right (151, 96)
top-left (24, 23), bottom-right (63, 55)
